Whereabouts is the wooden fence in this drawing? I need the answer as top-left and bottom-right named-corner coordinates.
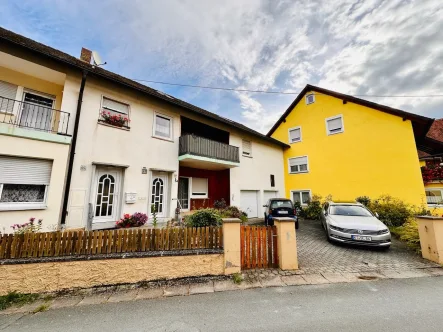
top-left (0, 227), bottom-right (223, 259)
top-left (240, 226), bottom-right (278, 269)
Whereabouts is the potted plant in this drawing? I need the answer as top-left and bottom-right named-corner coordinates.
top-left (100, 110), bottom-right (129, 127)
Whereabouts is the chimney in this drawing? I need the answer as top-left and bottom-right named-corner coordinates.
top-left (80, 47), bottom-right (92, 63)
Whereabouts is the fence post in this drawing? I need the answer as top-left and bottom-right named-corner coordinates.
top-left (417, 216), bottom-right (443, 264)
top-left (222, 218), bottom-right (241, 275)
top-left (274, 217), bottom-right (298, 270)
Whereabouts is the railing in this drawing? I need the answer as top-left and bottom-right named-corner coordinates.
top-left (0, 227), bottom-right (223, 259)
top-left (0, 96), bottom-right (70, 135)
top-left (179, 135), bottom-right (240, 163)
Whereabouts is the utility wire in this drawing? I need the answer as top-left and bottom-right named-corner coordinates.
top-left (131, 78), bottom-right (443, 98)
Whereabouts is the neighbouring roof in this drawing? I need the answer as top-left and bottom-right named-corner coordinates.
top-left (426, 119), bottom-right (443, 142)
top-left (267, 84), bottom-right (434, 140)
top-left (0, 27), bottom-right (289, 148)
top-left (417, 118), bottom-right (443, 160)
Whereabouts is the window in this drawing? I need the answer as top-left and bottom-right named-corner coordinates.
top-left (0, 155), bottom-right (52, 210)
top-left (102, 97), bottom-right (129, 116)
top-left (305, 93), bottom-right (315, 105)
top-left (0, 80), bottom-right (18, 113)
top-left (426, 189), bottom-right (443, 205)
top-left (153, 113), bottom-right (173, 140)
top-left (242, 140), bottom-right (252, 157)
top-left (288, 127), bottom-right (301, 143)
top-left (288, 156), bottom-right (309, 174)
top-left (20, 91), bottom-right (55, 131)
top-left (292, 190), bottom-right (311, 205)
top-left (270, 174), bottom-right (275, 187)
top-left (326, 115), bottom-right (344, 135)
top-left (191, 177), bottom-right (208, 198)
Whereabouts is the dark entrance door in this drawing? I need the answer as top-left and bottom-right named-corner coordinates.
top-left (178, 177), bottom-right (189, 210)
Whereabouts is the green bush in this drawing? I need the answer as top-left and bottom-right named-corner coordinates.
top-left (185, 208), bottom-right (222, 227)
top-left (219, 206), bottom-right (248, 223)
top-left (367, 195), bottom-right (412, 227)
top-left (355, 196), bottom-right (371, 206)
top-left (390, 218), bottom-right (421, 252)
top-left (303, 195), bottom-right (323, 220)
top-left (293, 201), bottom-right (305, 218)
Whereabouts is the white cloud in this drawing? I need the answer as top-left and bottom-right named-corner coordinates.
top-left (2, 0), bottom-right (443, 132)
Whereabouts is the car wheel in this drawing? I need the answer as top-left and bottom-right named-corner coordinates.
top-left (264, 214), bottom-right (267, 226)
top-left (268, 219), bottom-right (274, 227)
top-left (295, 221), bottom-right (299, 230)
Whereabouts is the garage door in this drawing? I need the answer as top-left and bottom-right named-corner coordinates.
top-left (263, 190), bottom-right (278, 214)
top-left (240, 190), bottom-right (259, 218)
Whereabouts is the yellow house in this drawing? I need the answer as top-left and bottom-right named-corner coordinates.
top-left (268, 85), bottom-right (434, 207)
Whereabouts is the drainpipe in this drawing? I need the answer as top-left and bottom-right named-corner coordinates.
top-left (61, 69), bottom-right (88, 225)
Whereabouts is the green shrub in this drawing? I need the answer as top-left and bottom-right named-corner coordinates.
top-left (390, 218), bottom-right (421, 252)
top-left (293, 201), bottom-right (305, 218)
top-left (367, 195), bottom-right (412, 227)
top-left (355, 196), bottom-right (371, 206)
top-left (303, 195), bottom-right (323, 220)
top-left (219, 206), bottom-right (248, 223)
top-left (185, 208), bottom-right (222, 227)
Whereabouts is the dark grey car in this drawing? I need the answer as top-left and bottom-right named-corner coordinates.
top-left (321, 202), bottom-right (391, 248)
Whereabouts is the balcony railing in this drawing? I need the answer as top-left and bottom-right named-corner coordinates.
top-left (179, 135), bottom-right (240, 163)
top-left (0, 96), bottom-right (70, 135)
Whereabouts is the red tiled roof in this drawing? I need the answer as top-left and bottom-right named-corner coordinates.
top-left (427, 119), bottom-right (443, 142)
top-left (418, 150), bottom-right (431, 158)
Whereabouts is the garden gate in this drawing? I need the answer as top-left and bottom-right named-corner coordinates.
top-left (240, 225), bottom-right (278, 269)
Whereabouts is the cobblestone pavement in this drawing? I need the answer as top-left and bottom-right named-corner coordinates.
top-left (296, 219), bottom-right (440, 274)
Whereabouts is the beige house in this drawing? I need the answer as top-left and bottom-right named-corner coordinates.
top-left (0, 27), bottom-right (288, 232)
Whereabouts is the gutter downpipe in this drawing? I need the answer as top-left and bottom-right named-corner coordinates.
top-left (61, 69), bottom-right (88, 226)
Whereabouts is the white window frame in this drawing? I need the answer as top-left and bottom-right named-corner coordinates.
top-left (325, 114), bottom-right (344, 136)
top-left (425, 188), bottom-right (443, 207)
top-left (288, 126), bottom-right (302, 144)
top-left (305, 93), bottom-right (315, 105)
top-left (190, 177), bottom-right (208, 199)
top-left (0, 183), bottom-right (49, 211)
top-left (101, 95), bottom-right (130, 116)
top-left (153, 111), bottom-right (173, 141)
top-left (290, 189), bottom-right (312, 206)
top-left (288, 156), bottom-right (309, 174)
top-left (242, 139), bottom-right (252, 157)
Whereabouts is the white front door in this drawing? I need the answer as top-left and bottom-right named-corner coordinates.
top-left (92, 168), bottom-right (122, 224)
top-left (151, 173), bottom-right (168, 218)
top-left (240, 190), bottom-right (259, 218)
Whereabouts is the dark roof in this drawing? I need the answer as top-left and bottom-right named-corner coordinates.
top-left (0, 27), bottom-right (288, 148)
top-left (426, 119), bottom-right (443, 142)
top-left (267, 84), bottom-right (434, 139)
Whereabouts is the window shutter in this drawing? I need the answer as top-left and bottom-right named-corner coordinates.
top-left (102, 97), bottom-right (129, 114)
top-left (289, 156), bottom-right (307, 166)
top-left (0, 156), bottom-right (52, 185)
top-left (327, 117), bottom-right (342, 132)
top-left (289, 128), bottom-right (301, 142)
top-left (192, 177), bottom-right (208, 194)
top-left (242, 140), bottom-right (252, 155)
top-left (0, 80), bottom-right (18, 113)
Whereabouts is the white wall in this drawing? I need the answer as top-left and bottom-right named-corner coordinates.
top-left (66, 77), bottom-right (180, 229)
top-left (229, 134), bottom-right (285, 217)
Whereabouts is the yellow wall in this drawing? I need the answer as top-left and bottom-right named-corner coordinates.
top-left (271, 92), bottom-right (426, 205)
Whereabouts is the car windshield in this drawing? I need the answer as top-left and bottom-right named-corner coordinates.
top-left (270, 200), bottom-right (293, 209)
top-left (329, 205), bottom-right (373, 217)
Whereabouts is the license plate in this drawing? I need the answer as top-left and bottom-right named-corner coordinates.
top-left (278, 210), bottom-right (288, 214)
top-left (351, 235), bottom-right (372, 241)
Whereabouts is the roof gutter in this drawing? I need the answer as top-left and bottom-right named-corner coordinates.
top-left (61, 69), bottom-right (88, 225)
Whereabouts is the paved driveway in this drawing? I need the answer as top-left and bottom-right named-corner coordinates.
top-left (297, 219), bottom-right (439, 274)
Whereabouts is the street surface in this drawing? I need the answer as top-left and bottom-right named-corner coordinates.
top-left (1, 276), bottom-right (442, 331)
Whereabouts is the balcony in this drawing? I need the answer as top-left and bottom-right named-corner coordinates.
top-left (179, 135), bottom-right (240, 170)
top-left (0, 96), bottom-right (70, 135)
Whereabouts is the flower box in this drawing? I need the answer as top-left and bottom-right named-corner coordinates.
top-left (100, 110), bottom-right (130, 128)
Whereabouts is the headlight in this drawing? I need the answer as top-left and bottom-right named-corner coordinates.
top-left (378, 229), bottom-right (389, 235)
top-left (329, 225), bottom-right (344, 232)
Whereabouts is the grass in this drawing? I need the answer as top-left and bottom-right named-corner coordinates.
top-left (32, 303), bottom-right (49, 314)
top-left (389, 218), bottom-right (421, 253)
top-left (232, 273), bottom-right (243, 285)
top-left (0, 292), bottom-right (39, 311)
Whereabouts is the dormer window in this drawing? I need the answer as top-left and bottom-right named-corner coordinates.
top-left (305, 94), bottom-right (315, 105)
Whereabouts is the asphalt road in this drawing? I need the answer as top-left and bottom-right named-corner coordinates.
top-left (2, 277), bottom-right (443, 332)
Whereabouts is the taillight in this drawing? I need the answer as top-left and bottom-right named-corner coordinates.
top-left (270, 209), bottom-right (273, 214)
top-left (293, 209), bottom-right (297, 216)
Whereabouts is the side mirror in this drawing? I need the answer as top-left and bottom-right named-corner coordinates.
top-left (375, 212), bottom-right (379, 218)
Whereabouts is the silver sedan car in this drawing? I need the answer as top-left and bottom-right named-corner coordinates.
top-left (321, 202), bottom-right (391, 248)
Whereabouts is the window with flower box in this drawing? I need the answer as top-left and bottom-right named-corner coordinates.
top-left (425, 188), bottom-right (443, 206)
top-left (100, 97), bottom-right (130, 128)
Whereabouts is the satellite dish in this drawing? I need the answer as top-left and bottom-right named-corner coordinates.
top-left (92, 51), bottom-right (106, 66)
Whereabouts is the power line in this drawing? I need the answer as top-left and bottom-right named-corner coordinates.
top-left (130, 78), bottom-right (443, 98)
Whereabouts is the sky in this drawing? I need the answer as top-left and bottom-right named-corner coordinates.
top-left (1, 0), bottom-right (442, 133)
